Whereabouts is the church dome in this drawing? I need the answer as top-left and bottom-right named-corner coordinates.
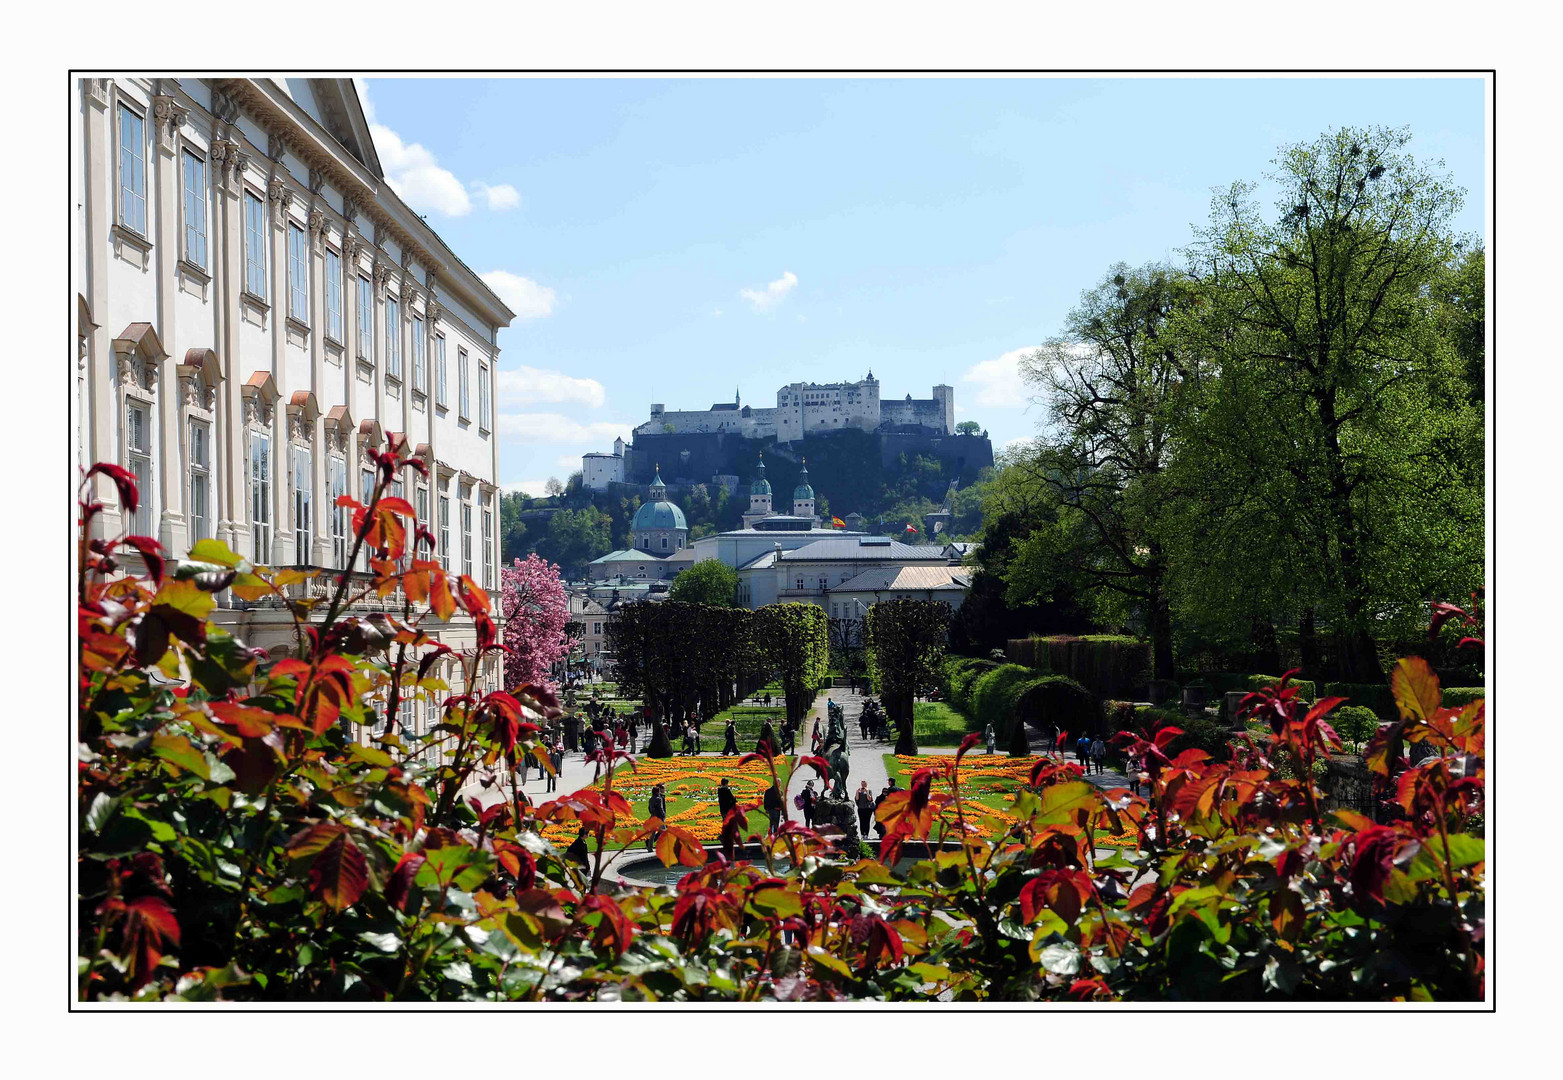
top-left (633, 465), bottom-right (687, 531)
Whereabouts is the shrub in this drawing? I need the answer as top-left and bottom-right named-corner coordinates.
top-left (941, 656), bottom-right (998, 716)
top-left (969, 664), bottom-right (1098, 742)
top-left (1322, 682), bottom-right (1398, 722)
top-left (1331, 705), bottom-right (1381, 755)
top-left (1442, 687), bottom-right (1487, 710)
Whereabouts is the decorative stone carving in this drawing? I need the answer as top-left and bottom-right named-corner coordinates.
top-left (211, 88), bottom-right (240, 124)
top-left (117, 353), bottom-right (156, 393)
top-left (266, 132), bottom-right (284, 162)
top-left (287, 410), bottom-right (310, 443)
top-left (230, 150), bottom-right (251, 190)
top-left (372, 261), bottom-right (392, 298)
top-left (151, 95), bottom-right (188, 154)
top-left (268, 178), bottom-right (291, 212)
top-left (243, 396), bottom-right (274, 428)
top-left (181, 373), bottom-right (217, 413)
top-left (342, 196), bottom-right (360, 226)
top-left (307, 167), bottom-right (325, 195)
top-left (308, 208), bottom-right (328, 242)
top-left (426, 298), bottom-right (442, 323)
top-left (85, 79), bottom-right (110, 109)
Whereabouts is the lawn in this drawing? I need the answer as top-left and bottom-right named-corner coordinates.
top-left (911, 700), bottom-right (975, 747)
top-left (881, 752), bottom-right (1137, 847)
top-left (537, 753), bottom-right (797, 850)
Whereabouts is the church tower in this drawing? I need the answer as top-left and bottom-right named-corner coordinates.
top-left (792, 459), bottom-right (816, 521)
top-left (742, 454), bottom-right (774, 528)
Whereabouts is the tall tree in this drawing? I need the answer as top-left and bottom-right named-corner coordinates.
top-left (1012, 262), bottom-right (1201, 680)
top-left (499, 554), bottom-right (570, 692)
top-left (1184, 126), bottom-right (1480, 681)
top-left (865, 598), bottom-right (952, 755)
top-left (754, 602), bottom-right (829, 726)
top-left (667, 559), bottom-right (739, 607)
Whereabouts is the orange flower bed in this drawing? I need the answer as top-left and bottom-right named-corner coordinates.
top-left (538, 755), bottom-right (792, 845)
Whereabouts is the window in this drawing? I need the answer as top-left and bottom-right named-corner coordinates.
top-left (438, 492), bottom-right (451, 572)
top-left (325, 249), bottom-right (343, 341)
top-left (117, 104), bottom-right (146, 235)
top-left (412, 316), bottom-right (426, 393)
top-left (188, 420), bottom-right (211, 543)
top-left (435, 336), bottom-right (447, 405)
top-left (482, 505), bottom-right (493, 588)
top-left (592, 622), bottom-right (601, 636)
top-left (460, 483), bottom-right (473, 578)
top-left (356, 276), bottom-right (373, 359)
top-left (330, 455), bottom-right (347, 568)
top-left (458, 348), bottom-right (469, 418)
top-left (288, 223), bottom-right (309, 321)
top-left (391, 478), bottom-right (404, 505)
top-left (250, 432), bottom-right (271, 562)
top-left (416, 485), bottom-right (429, 546)
top-left (244, 192), bottom-right (267, 298)
top-left (478, 361), bottom-right (490, 430)
top-left (386, 297), bottom-right (401, 378)
top-left (125, 401), bottom-right (152, 535)
top-left (292, 445), bottom-right (312, 565)
top-left (795, 576), bottom-right (804, 592)
top-left (399, 693), bottom-right (415, 738)
top-left (181, 151), bottom-right (206, 268)
top-left (360, 467), bottom-right (375, 505)
top-left (660, 536), bottom-right (668, 551)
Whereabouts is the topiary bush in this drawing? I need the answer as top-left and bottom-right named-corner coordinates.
top-left (1332, 705), bottom-right (1381, 755)
top-left (1247, 674), bottom-right (1316, 702)
top-left (1442, 687), bottom-right (1487, 710)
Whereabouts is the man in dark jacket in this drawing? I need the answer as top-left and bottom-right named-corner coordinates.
top-left (722, 719), bottom-right (739, 755)
top-left (763, 782), bottom-right (785, 835)
top-left (646, 783), bottom-right (667, 852)
top-left (799, 781), bottom-right (817, 829)
top-left (716, 779), bottom-right (739, 860)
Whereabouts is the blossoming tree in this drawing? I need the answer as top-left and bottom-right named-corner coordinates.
top-left (500, 553), bottom-right (570, 692)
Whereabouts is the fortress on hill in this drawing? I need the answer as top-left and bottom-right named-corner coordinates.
top-left (583, 373), bottom-right (971, 492)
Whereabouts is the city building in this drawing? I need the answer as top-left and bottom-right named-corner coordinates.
top-left (581, 436), bottom-right (626, 491)
top-left (74, 77), bottom-right (514, 736)
top-left (826, 565), bottom-right (972, 618)
top-left (735, 535), bottom-right (950, 609)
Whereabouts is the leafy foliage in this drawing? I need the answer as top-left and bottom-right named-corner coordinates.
top-left (753, 603), bottom-right (830, 726)
top-left (864, 598), bottom-right (952, 753)
top-left (666, 559), bottom-right (739, 607)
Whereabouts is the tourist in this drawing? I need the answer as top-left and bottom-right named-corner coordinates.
top-left (799, 780), bottom-right (817, 829)
top-left (628, 717), bottom-right (638, 750)
top-left (646, 783), bottom-right (667, 852)
top-left (1077, 734), bottom-right (1091, 768)
top-left (717, 779), bottom-right (739, 861)
top-left (810, 718), bottom-right (822, 754)
top-left (872, 781), bottom-right (895, 841)
top-left (859, 707), bottom-right (870, 741)
top-left (984, 721), bottom-right (996, 756)
top-left (1090, 735), bottom-right (1106, 775)
top-left (763, 782), bottom-right (785, 835)
top-left (547, 739), bottom-right (562, 792)
top-left (723, 719), bottom-right (739, 755)
top-left (566, 825), bottom-right (590, 867)
top-left (854, 780), bottom-right (874, 837)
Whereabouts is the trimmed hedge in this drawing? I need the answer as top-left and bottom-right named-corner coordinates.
top-left (1006, 634), bottom-right (1149, 699)
top-left (1332, 705), bottom-right (1381, 753)
top-left (964, 662), bottom-right (1100, 742)
top-left (1322, 682), bottom-right (1397, 722)
top-left (942, 656), bottom-right (1000, 719)
top-left (1247, 674), bottom-right (1316, 702)
top-left (1443, 687), bottom-right (1487, 710)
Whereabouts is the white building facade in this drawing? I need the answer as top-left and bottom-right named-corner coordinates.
top-left (75, 77), bottom-right (515, 708)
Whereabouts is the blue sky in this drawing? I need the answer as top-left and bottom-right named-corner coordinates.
top-left (354, 76), bottom-right (1487, 494)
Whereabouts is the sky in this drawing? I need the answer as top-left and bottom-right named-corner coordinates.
top-left (353, 76), bottom-right (1487, 495)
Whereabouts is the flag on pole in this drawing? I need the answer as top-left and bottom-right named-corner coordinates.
top-left (831, 516), bottom-right (845, 528)
top-left (904, 523), bottom-right (918, 534)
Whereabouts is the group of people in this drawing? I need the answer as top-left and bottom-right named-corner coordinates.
top-left (857, 697), bottom-right (892, 742)
top-left (1069, 732), bottom-right (1110, 774)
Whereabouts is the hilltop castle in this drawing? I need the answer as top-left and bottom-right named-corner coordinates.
top-left (582, 373), bottom-right (957, 491)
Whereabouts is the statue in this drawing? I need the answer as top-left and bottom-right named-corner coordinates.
top-left (826, 743), bottom-right (851, 800)
top-left (821, 703), bottom-right (850, 761)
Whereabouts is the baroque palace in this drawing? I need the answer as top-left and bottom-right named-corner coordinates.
top-left (74, 77), bottom-right (515, 734)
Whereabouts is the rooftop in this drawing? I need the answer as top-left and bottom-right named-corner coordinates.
top-left (778, 537), bottom-right (950, 563)
top-left (830, 566), bottom-right (973, 593)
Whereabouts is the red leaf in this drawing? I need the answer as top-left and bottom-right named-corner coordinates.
top-left (306, 830), bottom-right (369, 912)
top-left (385, 852), bottom-right (426, 912)
top-left (88, 462), bottom-right (139, 513)
top-left (122, 535), bottom-right (165, 585)
top-left (121, 895), bottom-right (180, 990)
top-left (956, 731), bottom-right (983, 763)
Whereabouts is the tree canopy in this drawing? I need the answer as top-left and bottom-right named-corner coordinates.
top-left (666, 559), bottom-right (739, 607)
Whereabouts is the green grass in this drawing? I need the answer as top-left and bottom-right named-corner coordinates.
top-left (912, 700), bottom-right (976, 747)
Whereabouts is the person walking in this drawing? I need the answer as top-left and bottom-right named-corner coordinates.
top-left (872, 781), bottom-right (896, 842)
top-left (854, 780), bottom-right (874, 838)
top-left (763, 782), bottom-right (785, 835)
top-left (800, 781), bottom-right (817, 829)
top-left (859, 707), bottom-right (870, 741)
top-left (646, 783), bottom-right (667, 852)
top-left (810, 718), bottom-right (822, 755)
top-left (723, 719), bottom-right (739, 755)
top-left (547, 739), bottom-right (562, 792)
top-left (984, 721), bottom-right (996, 756)
top-left (717, 778), bottom-right (739, 861)
top-left (627, 717), bottom-right (638, 751)
top-left (1090, 735), bottom-right (1106, 775)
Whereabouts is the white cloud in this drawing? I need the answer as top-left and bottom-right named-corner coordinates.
top-left (740, 270), bottom-right (798, 313)
top-left (472, 181), bottom-right (521, 211)
top-left (371, 123), bottom-right (473, 217)
top-left (961, 346), bottom-right (1035, 408)
top-left (496, 366), bottom-right (605, 408)
top-left (556, 453), bottom-right (585, 473)
top-left (503, 479), bottom-right (553, 497)
top-left (497, 413), bottom-right (634, 445)
top-left (358, 80), bottom-right (521, 219)
top-left (480, 271), bottom-right (558, 320)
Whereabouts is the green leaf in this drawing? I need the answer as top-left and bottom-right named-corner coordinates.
top-left (359, 930), bottom-right (402, 953)
top-left (1036, 943), bottom-right (1081, 976)
top-left (122, 808), bottom-right (176, 843)
top-left (188, 538), bottom-right (247, 569)
top-left (152, 733), bottom-right (212, 780)
top-left (1443, 833), bottom-right (1485, 869)
top-left (748, 886), bottom-right (803, 919)
top-left (806, 945), bottom-right (853, 979)
top-left (86, 792), bottom-right (120, 834)
top-left (1033, 781), bottom-right (1098, 826)
top-left (348, 743), bottom-right (395, 768)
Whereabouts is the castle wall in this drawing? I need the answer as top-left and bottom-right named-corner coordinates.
top-left (879, 432), bottom-right (994, 481)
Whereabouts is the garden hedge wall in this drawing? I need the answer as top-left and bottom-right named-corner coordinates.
top-left (966, 663), bottom-right (1100, 741)
top-left (1005, 634), bottom-right (1149, 699)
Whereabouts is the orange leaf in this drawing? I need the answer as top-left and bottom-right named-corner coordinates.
top-left (1390, 657), bottom-right (1442, 721)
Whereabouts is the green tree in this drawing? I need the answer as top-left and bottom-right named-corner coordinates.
top-left (754, 602), bottom-right (829, 726)
top-left (667, 559), bottom-right (739, 607)
top-left (956, 420), bottom-right (982, 435)
top-left (534, 507), bottom-right (612, 578)
top-left (865, 597), bottom-right (953, 754)
top-left (1012, 262), bottom-right (1201, 681)
top-left (1182, 126), bottom-right (1481, 681)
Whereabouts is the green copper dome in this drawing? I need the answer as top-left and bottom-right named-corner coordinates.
top-left (633, 466), bottom-right (687, 531)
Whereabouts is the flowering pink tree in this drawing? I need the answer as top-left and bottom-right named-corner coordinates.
top-left (500, 554), bottom-right (570, 692)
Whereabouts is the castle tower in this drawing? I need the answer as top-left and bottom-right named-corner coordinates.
top-left (792, 458), bottom-right (816, 521)
top-left (742, 454), bottom-right (774, 528)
